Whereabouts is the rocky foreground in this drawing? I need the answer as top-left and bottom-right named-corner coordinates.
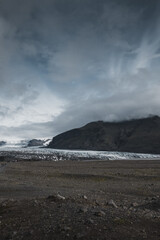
top-left (0, 160), bottom-right (160, 240)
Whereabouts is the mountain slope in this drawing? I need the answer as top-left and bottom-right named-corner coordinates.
top-left (48, 116), bottom-right (160, 153)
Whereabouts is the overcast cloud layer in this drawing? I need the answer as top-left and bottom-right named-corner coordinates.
top-left (0, 0), bottom-right (160, 140)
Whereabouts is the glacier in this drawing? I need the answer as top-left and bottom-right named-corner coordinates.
top-left (0, 144), bottom-right (160, 161)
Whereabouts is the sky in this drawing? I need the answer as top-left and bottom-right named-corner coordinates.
top-left (0, 0), bottom-right (160, 140)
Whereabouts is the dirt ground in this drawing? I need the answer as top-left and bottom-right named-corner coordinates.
top-left (0, 159), bottom-right (160, 240)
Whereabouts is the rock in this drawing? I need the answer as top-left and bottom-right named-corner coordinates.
top-left (82, 195), bottom-right (87, 200)
top-left (131, 202), bottom-right (139, 207)
top-left (57, 194), bottom-right (65, 200)
top-left (62, 226), bottom-right (71, 231)
top-left (76, 232), bottom-right (86, 239)
top-left (107, 200), bottom-right (118, 208)
top-left (13, 231), bottom-right (17, 236)
top-left (88, 218), bottom-right (94, 224)
top-left (123, 206), bottom-right (127, 210)
top-left (144, 212), bottom-right (154, 218)
top-left (34, 200), bottom-right (38, 204)
top-left (79, 207), bottom-right (88, 213)
top-left (151, 197), bottom-right (157, 201)
top-left (94, 210), bottom-right (106, 217)
top-left (95, 200), bottom-right (100, 206)
top-left (47, 195), bottom-right (56, 201)
top-left (138, 199), bottom-right (160, 211)
top-left (47, 194), bottom-right (65, 202)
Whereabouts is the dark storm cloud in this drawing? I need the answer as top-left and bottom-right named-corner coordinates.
top-left (0, 0), bottom-right (160, 139)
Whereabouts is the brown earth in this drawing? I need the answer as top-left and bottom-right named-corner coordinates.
top-left (0, 159), bottom-right (160, 240)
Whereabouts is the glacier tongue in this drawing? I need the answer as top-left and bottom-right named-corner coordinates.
top-left (0, 146), bottom-right (160, 161)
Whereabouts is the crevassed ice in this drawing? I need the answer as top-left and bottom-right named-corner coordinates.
top-left (0, 145), bottom-right (160, 160)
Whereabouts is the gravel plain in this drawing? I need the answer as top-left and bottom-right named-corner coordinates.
top-left (0, 159), bottom-right (160, 240)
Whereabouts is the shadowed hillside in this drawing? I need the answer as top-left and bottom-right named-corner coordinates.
top-left (48, 116), bottom-right (160, 154)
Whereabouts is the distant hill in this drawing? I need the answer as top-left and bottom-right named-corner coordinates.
top-left (48, 116), bottom-right (160, 154)
top-left (27, 139), bottom-right (45, 147)
top-left (27, 139), bottom-right (51, 147)
top-left (0, 141), bottom-right (6, 147)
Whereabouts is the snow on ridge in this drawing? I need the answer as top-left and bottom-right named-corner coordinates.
top-left (0, 138), bottom-right (52, 148)
top-left (0, 139), bottom-right (29, 148)
top-left (43, 139), bottom-right (52, 146)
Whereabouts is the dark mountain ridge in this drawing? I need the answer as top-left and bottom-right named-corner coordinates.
top-left (48, 116), bottom-right (160, 154)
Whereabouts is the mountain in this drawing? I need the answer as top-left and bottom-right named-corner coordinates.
top-left (0, 141), bottom-right (6, 147)
top-left (27, 139), bottom-right (45, 147)
top-left (27, 139), bottom-right (51, 147)
top-left (48, 116), bottom-right (160, 154)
